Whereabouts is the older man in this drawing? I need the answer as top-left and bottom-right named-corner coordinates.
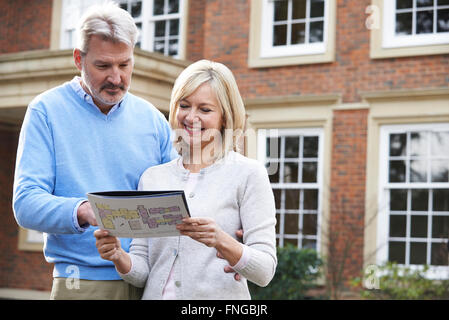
top-left (13, 3), bottom-right (175, 299)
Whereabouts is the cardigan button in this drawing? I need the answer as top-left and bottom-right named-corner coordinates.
top-left (188, 192), bottom-right (195, 198)
top-left (175, 281), bottom-right (181, 287)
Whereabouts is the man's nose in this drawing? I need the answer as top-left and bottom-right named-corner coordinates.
top-left (108, 67), bottom-right (122, 85)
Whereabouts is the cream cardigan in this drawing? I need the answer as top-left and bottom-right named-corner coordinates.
top-left (119, 151), bottom-right (277, 300)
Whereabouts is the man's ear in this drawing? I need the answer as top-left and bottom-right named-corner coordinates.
top-left (73, 49), bottom-right (83, 71)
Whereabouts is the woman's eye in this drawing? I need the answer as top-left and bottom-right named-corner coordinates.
top-left (179, 104), bottom-right (190, 109)
top-left (201, 108), bottom-right (212, 113)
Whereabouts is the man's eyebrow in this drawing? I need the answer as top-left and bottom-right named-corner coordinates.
top-left (94, 58), bottom-right (132, 65)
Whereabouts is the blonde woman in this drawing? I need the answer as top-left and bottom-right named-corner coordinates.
top-left (95, 60), bottom-right (277, 299)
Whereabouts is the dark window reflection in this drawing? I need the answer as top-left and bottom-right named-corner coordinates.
top-left (390, 133), bottom-right (407, 156)
top-left (390, 189), bottom-right (408, 211)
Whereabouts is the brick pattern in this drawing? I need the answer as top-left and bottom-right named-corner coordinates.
top-left (0, 0), bottom-right (52, 54)
top-left (186, 0), bottom-right (449, 103)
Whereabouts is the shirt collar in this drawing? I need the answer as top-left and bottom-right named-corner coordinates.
top-left (69, 76), bottom-right (123, 114)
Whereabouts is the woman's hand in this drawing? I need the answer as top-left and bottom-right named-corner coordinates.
top-left (94, 229), bottom-right (131, 274)
top-left (177, 217), bottom-right (243, 266)
top-left (176, 217), bottom-right (224, 248)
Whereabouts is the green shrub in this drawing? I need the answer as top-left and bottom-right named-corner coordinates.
top-left (354, 262), bottom-right (449, 300)
top-left (248, 244), bottom-right (323, 300)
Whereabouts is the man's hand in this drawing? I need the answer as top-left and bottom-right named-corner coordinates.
top-left (77, 201), bottom-right (98, 227)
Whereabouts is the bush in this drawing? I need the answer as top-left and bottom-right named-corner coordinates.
top-left (248, 244), bottom-right (323, 300)
top-left (354, 262), bottom-right (449, 300)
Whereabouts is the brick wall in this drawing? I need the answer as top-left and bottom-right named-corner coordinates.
top-left (186, 0), bottom-right (449, 103)
top-left (0, 0), bottom-right (52, 54)
top-left (0, 128), bottom-right (53, 292)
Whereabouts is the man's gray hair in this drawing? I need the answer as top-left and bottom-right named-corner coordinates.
top-left (77, 1), bottom-right (139, 54)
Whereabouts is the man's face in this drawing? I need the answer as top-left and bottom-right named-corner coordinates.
top-left (74, 35), bottom-right (134, 113)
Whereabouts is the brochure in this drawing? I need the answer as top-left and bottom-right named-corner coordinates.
top-left (87, 190), bottom-right (190, 238)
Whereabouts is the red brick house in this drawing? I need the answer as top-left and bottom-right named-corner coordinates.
top-left (0, 0), bottom-right (448, 299)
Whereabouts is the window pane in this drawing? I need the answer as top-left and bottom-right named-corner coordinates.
top-left (273, 189), bottom-right (282, 209)
top-left (285, 137), bottom-right (300, 158)
top-left (431, 131), bottom-right (449, 156)
top-left (310, 21), bottom-right (324, 43)
top-left (417, 0), bottom-right (434, 7)
top-left (411, 215), bottom-right (428, 238)
top-left (153, 0), bottom-right (164, 15)
top-left (410, 160), bottom-right (427, 182)
top-left (389, 160), bottom-right (406, 182)
top-left (303, 136), bottom-right (318, 158)
top-left (155, 20), bottom-right (166, 37)
top-left (267, 162), bottom-right (280, 183)
top-left (431, 242), bottom-right (448, 266)
top-left (396, 12), bottom-right (413, 35)
top-left (410, 132), bottom-right (427, 156)
top-left (437, 9), bottom-right (449, 33)
top-left (411, 189), bottom-right (428, 211)
top-left (389, 241), bottom-right (406, 264)
top-left (397, 0), bottom-right (413, 9)
top-left (310, 0), bottom-right (325, 18)
top-left (303, 214), bottom-right (317, 235)
top-left (390, 189), bottom-right (407, 211)
top-left (285, 189), bottom-right (300, 209)
top-left (284, 238), bottom-right (298, 247)
top-left (168, 39), bottom-right (178, 56)
top-left (410, 242), bottom-right (427, 265)
top-left (131, 1), bottom-right (142, 18)
top-left (389, 215), bottom-right (406, 237)
top-left (431, 160), bottom-right (449, 182)
top-left (153, 40), bottom-right (165, 53)
top-left (274, 0), bottom-right (289, 21)
top-left (292, 0), bottom-right (307, 19)
top-left (416, 10), bottom-right (434, 34)
top-left (304, 189), bottom-right (318, 210)
top-left (284, 162), bottom-right (299, 183)
top-left (432, 216), bottom-right (449, 238)
top-left (169, 19), bottom-right (179, 36)
top-left (168, 0), bottom-right (179, 14)
top-left (433, 189), bottom-right (449, 211)
top-left (285, 214), bottom-right (299, 234)
top-left (302, 238), bottom-right (317, 250)
top-left (291, 23), bottom-right (306, 44)
top-left (273, 24), bottom-right (288, 46)
top-left (439, 0), bottom-right (449, 5)
top-left (267, 137), bottom-right (281, 159)
top-left (302, 161), bottom-right (317, 182)
top-left (390, 133), bottom-right (407, 156)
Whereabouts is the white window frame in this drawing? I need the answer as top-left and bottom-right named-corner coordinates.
top-left (383, 0), bottom-right (449, 49)
top-left (377, 123), bottom-right (449, 280)
top-left (59, 0), bottom-right (186, 58)
top-left (258, 128), bottom-right (324, 251)
top-left (260, 0), bottom-right (329, 58)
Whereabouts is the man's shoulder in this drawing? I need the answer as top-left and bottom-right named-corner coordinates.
top-left (29, 81), bottom-right (72, 112)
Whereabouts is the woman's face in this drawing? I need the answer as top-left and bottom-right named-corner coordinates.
top-left (176, 82), bottom-right (223, 151)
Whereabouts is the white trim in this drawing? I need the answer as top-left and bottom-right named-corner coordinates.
top-left (260, 0), bottom-right (328, 58)
top-left (377, 123), bottom-right (449, 279)
top-left (382, 0), bottom-right (449, 49)
top-left (258, 127), bottom-right (324, 251)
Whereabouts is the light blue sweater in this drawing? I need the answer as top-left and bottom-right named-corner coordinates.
top-left (13, 77), bottom-right (175, 280)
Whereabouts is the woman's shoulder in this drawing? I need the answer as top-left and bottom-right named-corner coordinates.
top-left (223, 151), bottom-right (267, 175)
top-left (140, 157), bottom-right (180, 179)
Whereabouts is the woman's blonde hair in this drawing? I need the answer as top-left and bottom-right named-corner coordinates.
top-left (169, 59), bottom-right (246, 158)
